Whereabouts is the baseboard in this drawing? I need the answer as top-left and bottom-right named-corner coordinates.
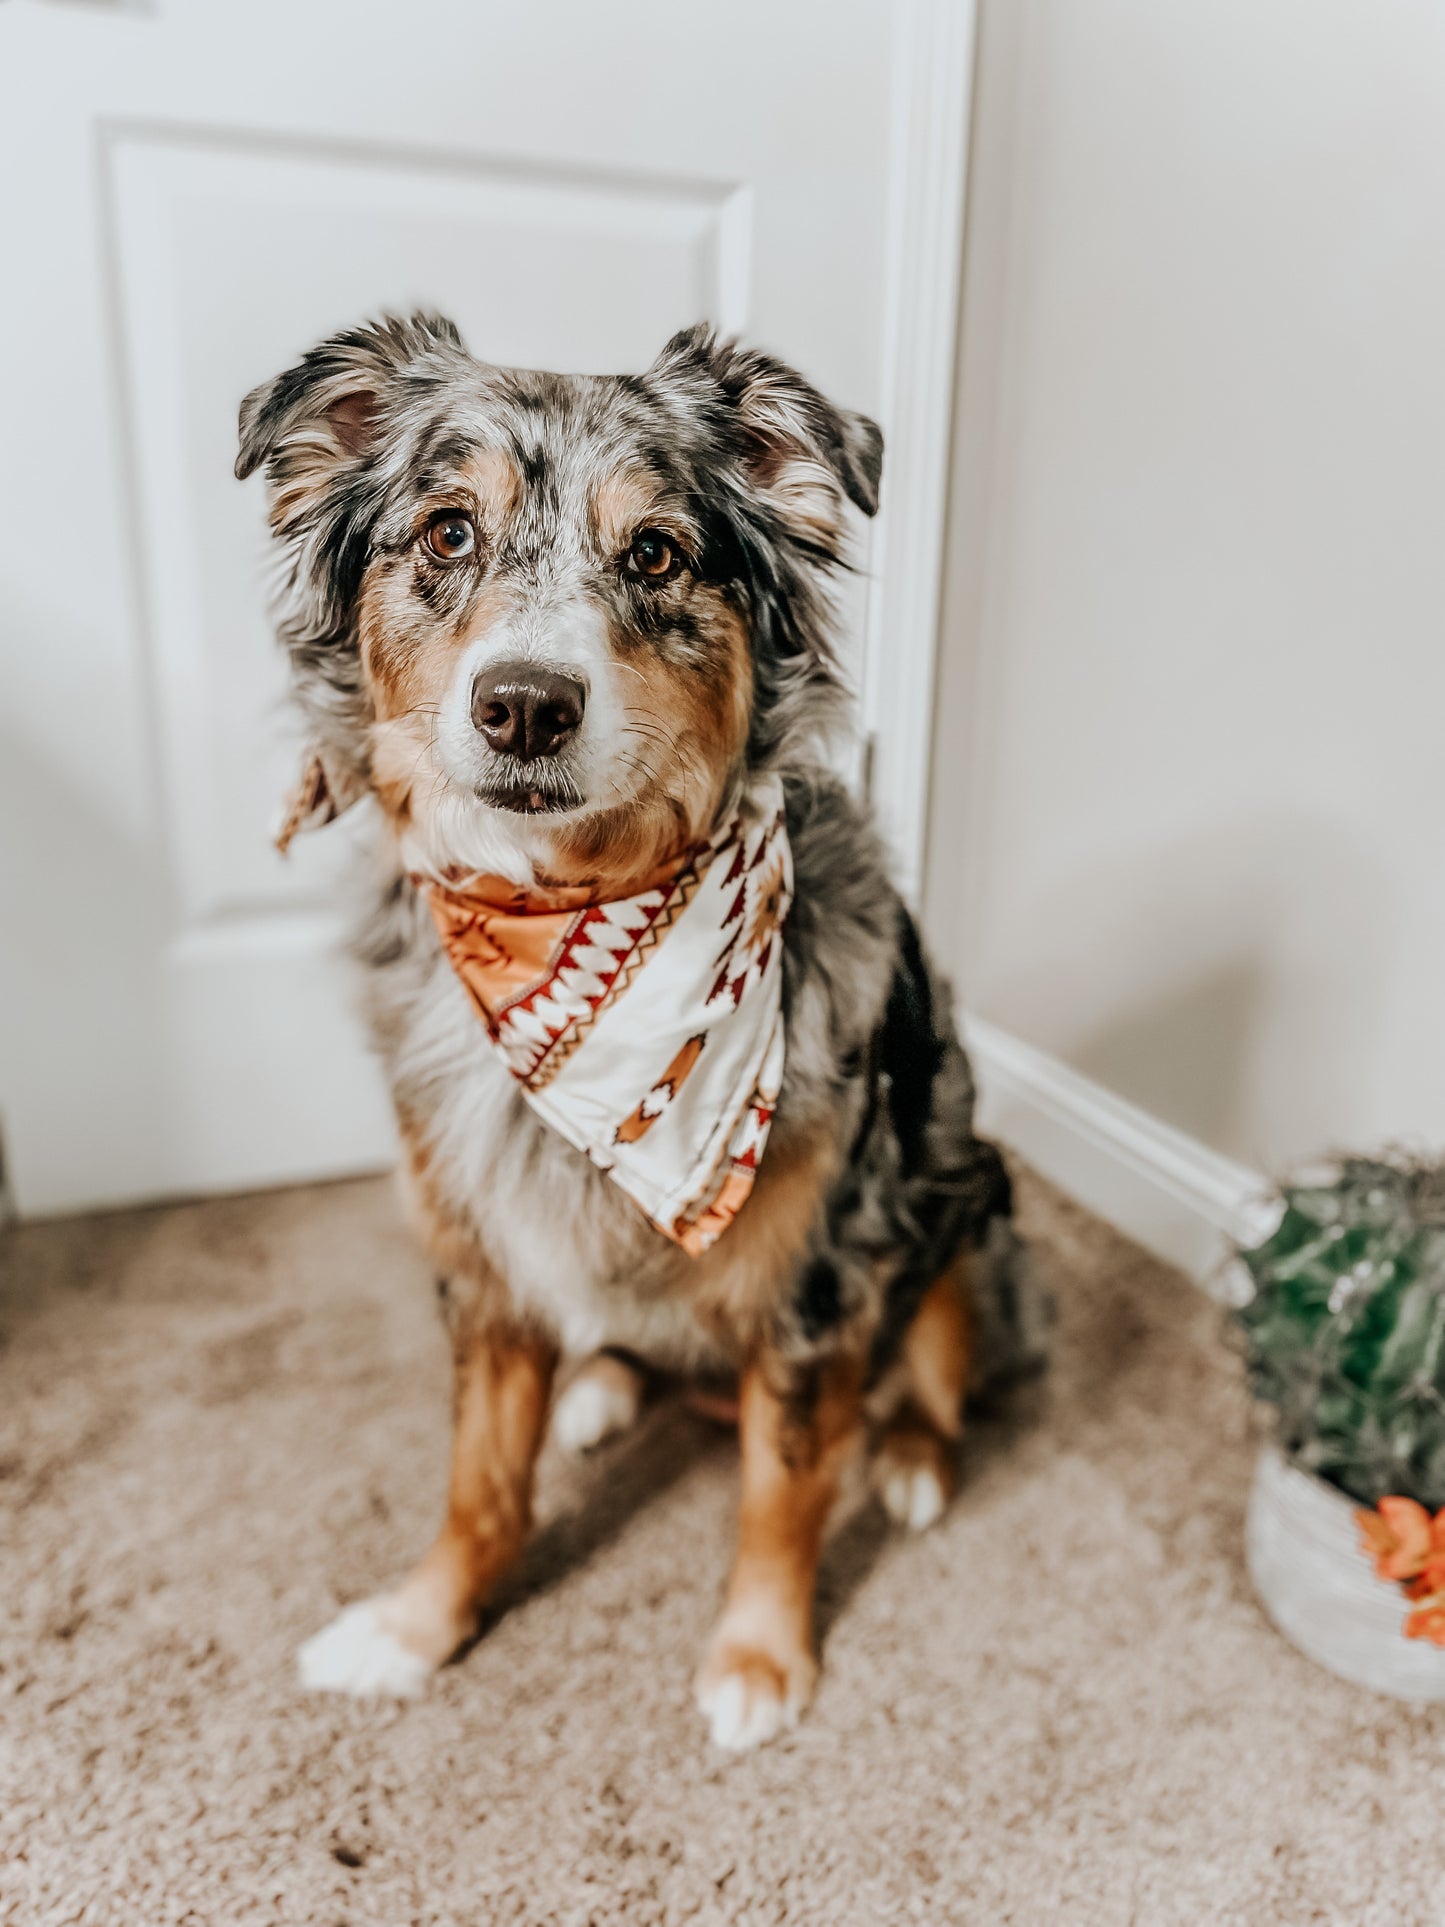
top-left (962, 1013), bottom-right (1278, 1296)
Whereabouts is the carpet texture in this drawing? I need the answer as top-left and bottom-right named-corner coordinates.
top-left (2, 1167), bottom-right (1441, 1926)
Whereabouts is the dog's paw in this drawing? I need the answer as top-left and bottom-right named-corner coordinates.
top-left (297, 1600), bottom-right (434, 1699)
top-left (551, 1355), bottom-right (643, 1454)
top-left (873, 1425), bottom-right (954, 1532)
top-left (695, 1643), bottom-right (817, 1752)
top-left (877, 1459), bottom-right (949, 1531)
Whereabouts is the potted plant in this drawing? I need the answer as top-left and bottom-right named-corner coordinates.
top-left (1235, 1156), bottom-right (1445, 1700)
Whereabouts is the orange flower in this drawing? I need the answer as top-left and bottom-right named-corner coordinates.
top-left (1356, 1496), bottom-right (1435, 1580)
top-left (1355, 1498), bottom-right (1445, 1640)
top-left (1405, 1598), bottom-right (1445, 1646)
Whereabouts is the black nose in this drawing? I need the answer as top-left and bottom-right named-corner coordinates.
top-left (470, 663), bottom-right (587, 760)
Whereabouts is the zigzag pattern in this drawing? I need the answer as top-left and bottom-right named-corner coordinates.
top-left (526, 861), bottom-right (707, 1089)
top-left (489, 860), bottom-right (706, 1089)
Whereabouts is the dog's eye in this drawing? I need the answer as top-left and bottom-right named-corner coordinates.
top-left (627, 529), bottom-right (680, 582)
top-left (424, 512), bottom-right (476, 560)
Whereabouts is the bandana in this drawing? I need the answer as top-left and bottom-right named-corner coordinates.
top-left (420, 780), bottom-right (792, 1255)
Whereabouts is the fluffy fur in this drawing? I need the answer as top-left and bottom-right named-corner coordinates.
top-left (238, 313), bottom-right (1048, 1747)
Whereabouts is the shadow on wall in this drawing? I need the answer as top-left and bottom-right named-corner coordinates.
top-left (971, 813), bottom-right (1398, 1171)
top-left (1071, 961), bottom-right (1264, 1153)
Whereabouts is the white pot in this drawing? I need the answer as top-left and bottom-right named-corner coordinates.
top-left (1247, 1443), bottom-right (1445, 1702)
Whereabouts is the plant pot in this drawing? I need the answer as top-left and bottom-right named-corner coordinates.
top-left (1246, 1443), bottom-right (1445, 1701)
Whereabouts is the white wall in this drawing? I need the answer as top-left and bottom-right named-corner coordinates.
top-left (927, 0), bottom-right (1445, 1183)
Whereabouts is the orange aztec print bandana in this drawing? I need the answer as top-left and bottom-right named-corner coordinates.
top-left (421, 777), bottom-right (792, 1256)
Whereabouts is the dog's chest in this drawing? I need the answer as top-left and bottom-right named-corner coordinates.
top-left (389, 956), bottom-right (728, 1368)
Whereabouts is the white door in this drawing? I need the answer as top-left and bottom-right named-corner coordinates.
top-left (0, 0), bottom-right (972, 1216)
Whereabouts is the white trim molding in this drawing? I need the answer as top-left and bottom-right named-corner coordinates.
top-left (964, 1013), bottom-right (1280, 1295)
top-left (862, 0), bottom-right (979, 903)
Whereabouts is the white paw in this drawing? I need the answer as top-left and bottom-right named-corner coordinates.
top-left (552, 1367), bottom-right (641, 1454)
top-left (297, 1600), bottom-right (433, 1699)
top-left (695, 1652), bottom-right (813, 1753)
top-left (879, 1461), bottom-right (947, 1532)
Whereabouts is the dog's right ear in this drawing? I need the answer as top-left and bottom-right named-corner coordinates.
top-left (235, 310), bottom-right (467, 490)
top-left (236, 312), bottom-right (469, 654)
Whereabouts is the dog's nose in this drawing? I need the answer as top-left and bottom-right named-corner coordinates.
top-left (470, 663), bottom-right (586, 760)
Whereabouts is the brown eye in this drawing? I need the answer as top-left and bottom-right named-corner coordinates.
top-left (424, 512), bottom-right (476, 560)
top-left (628, 528), bottom-right (679, 581)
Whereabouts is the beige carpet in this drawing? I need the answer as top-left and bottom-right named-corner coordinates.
top-left (2, 1167), bottom-right (1441, 1927)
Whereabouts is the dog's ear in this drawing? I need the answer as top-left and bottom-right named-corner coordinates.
top-left (236, 311), bottom-right (469, 659)
top-left (235, 310), bottom-right (467, 489)
top-left (651, 325), bottom-right (883, 539)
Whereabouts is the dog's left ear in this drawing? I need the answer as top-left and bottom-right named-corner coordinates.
top-left (652, 326), bottom-right (883, 541)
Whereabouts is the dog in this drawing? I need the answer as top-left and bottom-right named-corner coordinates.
top-left (236, 313), bottom-right (1047, 1750)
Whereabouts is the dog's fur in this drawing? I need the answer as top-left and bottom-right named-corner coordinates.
top-left (237, 313), bottom-right (1046, 1749)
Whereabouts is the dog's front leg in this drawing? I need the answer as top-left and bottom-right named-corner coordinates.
top-left (299, 1318), bottom-right (557, 1697)
top-left (695, 1350), bottom-right (862, 1751)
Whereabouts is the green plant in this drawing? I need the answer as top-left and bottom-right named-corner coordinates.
top-left (1236, 1158), bottom-right (1445, 1508)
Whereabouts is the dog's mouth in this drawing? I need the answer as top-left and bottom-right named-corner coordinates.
top-left (477, 779), bottom-right (584, 817)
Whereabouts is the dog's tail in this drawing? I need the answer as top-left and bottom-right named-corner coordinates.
top-left (965, 1144), bottom-right (1055, 1393)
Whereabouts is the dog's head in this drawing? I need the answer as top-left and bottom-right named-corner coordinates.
top-left (237, 313), bottom-right (881, 888)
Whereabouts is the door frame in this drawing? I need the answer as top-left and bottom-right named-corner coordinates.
top-left (861, 0), bottom-right (978, 905)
